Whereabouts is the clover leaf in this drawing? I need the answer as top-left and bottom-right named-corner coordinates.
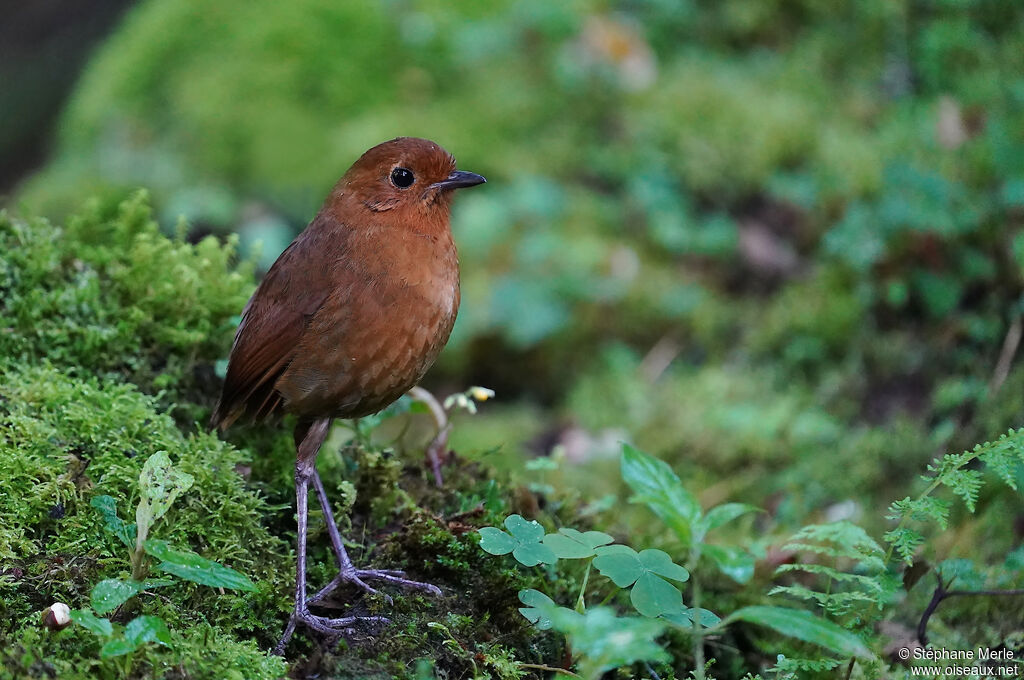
top-left (518, 589), bottom-right (556, 629)
top-left (662, 605), bottom-right (722, 628)
top-left (478, 514), bottom-right (556, 567)
top-left (593, 545), bottom-right (689, 617)
top-left (542, 528), bottom-right (614, 559)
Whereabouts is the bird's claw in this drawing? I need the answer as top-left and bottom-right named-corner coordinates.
top-left (306, 568), bottom-right (442, 607)
top-left (274, 608), bottom-right (389, 655)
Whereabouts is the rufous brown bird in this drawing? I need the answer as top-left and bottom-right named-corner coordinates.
top-left (210, 137), bottom-right (485, 652)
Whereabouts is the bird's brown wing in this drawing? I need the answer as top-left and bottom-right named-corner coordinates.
top-left (210, 214), bottom-right (346, 429)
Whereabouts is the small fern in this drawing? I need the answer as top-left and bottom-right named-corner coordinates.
top-left (884, 428), bottom-right (1024, 565)
top-left (771, 521), bottom-right (895, 629)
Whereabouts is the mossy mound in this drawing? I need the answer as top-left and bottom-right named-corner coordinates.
top-left (0, 195), bottom-right (557, 679)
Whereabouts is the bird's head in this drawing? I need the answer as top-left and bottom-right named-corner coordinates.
top-left (333, 137), bottom-right (486, 222)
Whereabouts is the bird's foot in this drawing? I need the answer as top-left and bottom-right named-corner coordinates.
top-left (273, 607), bottom-right (389, 655)
top-left (308, 568), bottom-right (442, 607)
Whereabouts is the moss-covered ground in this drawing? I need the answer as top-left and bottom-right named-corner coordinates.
top-left (0, 195), bottom-right (564, 679)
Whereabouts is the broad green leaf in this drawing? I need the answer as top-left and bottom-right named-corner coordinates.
top-left (630, 572), bottom-right (683, 617)
top-left (90, 579), bottom-right (142, 615)
top-left (100, 638), bottom-right (137, 659)
top-left (125, 615), bottom-right (172, 648)
top-left (594, 546), bottom-right (689, 586)
top-left (638, 549), bottom-right (690, 582)
top-left (662, 606), bottom-right (722, 628)
top-left (725, 606), bottom-right (872, 658)
top-left (478, 527), bottom-right (516, 555)
top-left (703, 544), bottom-right (756, 584)
top-left (90, 496), bottom-right (137, 549)
top-left (548, 606), bottom-right (669, 675)
top-left (542, 528), bottom-right (613, 559)
top-left (518, 589), bottom-right (556, 630)
top-left (699, 503), bottom-right (760, 538)
top-left (504, 514), bottom-right (545, 542)
top-left (476, 515), bottom-right (556, 567)
top-left (513, 542), bottom-right (558, 567)
top-left (70, 609), bottom-right (113, 637)
top-left (620, 444), bottom-right (700, 545)
top-left (89, 578), bottom-right (174, 615)
top-left (135, 451), bottom-right (194, 548)
top-left (143, 539), bottom-right (257, 591)
top-left (593, 546), bottom-right (688, 618)
top-left (593, 545), bottom-right (644, 587)
top-left (688, 607), bottom-right (722, 627)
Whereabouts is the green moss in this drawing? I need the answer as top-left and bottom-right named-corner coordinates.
top-left (0, 191), bottom-right (253, 420)
top-left (0, 195), bottom-right (554, 679)
top-left (2, 622), bottom-right (288, 680)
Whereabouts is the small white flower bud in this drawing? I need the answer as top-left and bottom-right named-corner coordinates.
top-left (41, 602), bottom-right (71, 631)
top-left (468, 386), bottom-right (495, 402)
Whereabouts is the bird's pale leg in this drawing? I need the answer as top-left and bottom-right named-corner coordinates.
top-left (307, 469), bottom-right (442, 606)
top-left (274, 418), bottom-right (387, 655)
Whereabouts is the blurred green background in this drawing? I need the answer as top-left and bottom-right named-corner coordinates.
top-left (4, 0), bottom-right (1024, 531)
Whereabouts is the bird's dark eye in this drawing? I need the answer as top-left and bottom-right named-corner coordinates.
top-left (390, 167), bottom-right (415, 189)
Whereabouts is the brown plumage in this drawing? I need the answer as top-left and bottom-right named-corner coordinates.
top-left (211, 137), bottom-right (485, 653)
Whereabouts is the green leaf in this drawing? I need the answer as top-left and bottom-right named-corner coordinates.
top-left (542, 528), bottom-right (613, 559)
top-left (90, 579), bottom-right (140, 615)
top-left (478, 527), bottom-right (516, 555)
top-left (504, 514), bottom-right (544, 542)
top-left (135, 451), bottom-right (195, 547)
top-left (143, 539), bottom-right (257, 591)
top-left (592, 545), bottom-right (644, 587)
top-left (661, 606), bottom-right (722, 628)
top-left (476, 515), bottom-right (556, 567)
top-left (518, 589), bottom-right (556, 630)
top-left (702, 544), bottom-right (756, 584)
top-left (638, 549), bottom-right (690, 582)
top-left (725, 606), bottom-right (872, 658)
top-left (100, 638), bottom-right (138, 659)
top-left (631, 572), bottom-right (683, 617)
top-left (89, 577), bottom-right (174, 615)
top-left (125, 615), bottom-right (172, 648)
top-left (513, 542), bottom-right (558, 568)
top-left (620, 444), bottom-right (700, 545)
top-left (699, 503), bottom-right (760, 537)
top-left (593, 546), bottom-right (689, 618)
top-left (688, 607), bottom-right (722, 627)
top-left (548, 606), bottom-right (669, 675)
top-left (70, 609), bottom-right (113, 637)
top-left (90, 495), bottom-right (137, 549)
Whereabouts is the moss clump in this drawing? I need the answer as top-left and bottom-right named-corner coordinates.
top-left (0, 191), bottom-right (253, 420)
top-left (0, 194), bottom-right (559, 679)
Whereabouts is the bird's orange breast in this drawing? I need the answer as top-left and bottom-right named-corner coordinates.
top-left (274, 226), bottom-right (460, 419)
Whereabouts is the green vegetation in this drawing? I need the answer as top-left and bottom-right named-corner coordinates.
top-left (0, 199), bottom-right (551, 679)
top-left (4, 0), bottom-right (1024, 676)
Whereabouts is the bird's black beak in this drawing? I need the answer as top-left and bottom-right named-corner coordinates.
top-left (431, 170), bottom-right (487, 191)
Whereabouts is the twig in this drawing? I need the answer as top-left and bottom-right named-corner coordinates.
top-left (989, 315), bottom-right (1022, 395)
top-left (917, 569), bottom-right (1024, 644)
top-left (517, 662), bottom-right (581, 678)
top-left (638, 335), bottom-right (680, 384)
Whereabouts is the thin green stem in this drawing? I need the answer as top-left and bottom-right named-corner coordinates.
top-left (882, 476), bottom-right (944, 567)
top-left (692, 574), bottom-right (705, 680)
top-left (575, 560), bottom-right (592, 613)
top-left (688, 546), bottom-right (705, 680)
